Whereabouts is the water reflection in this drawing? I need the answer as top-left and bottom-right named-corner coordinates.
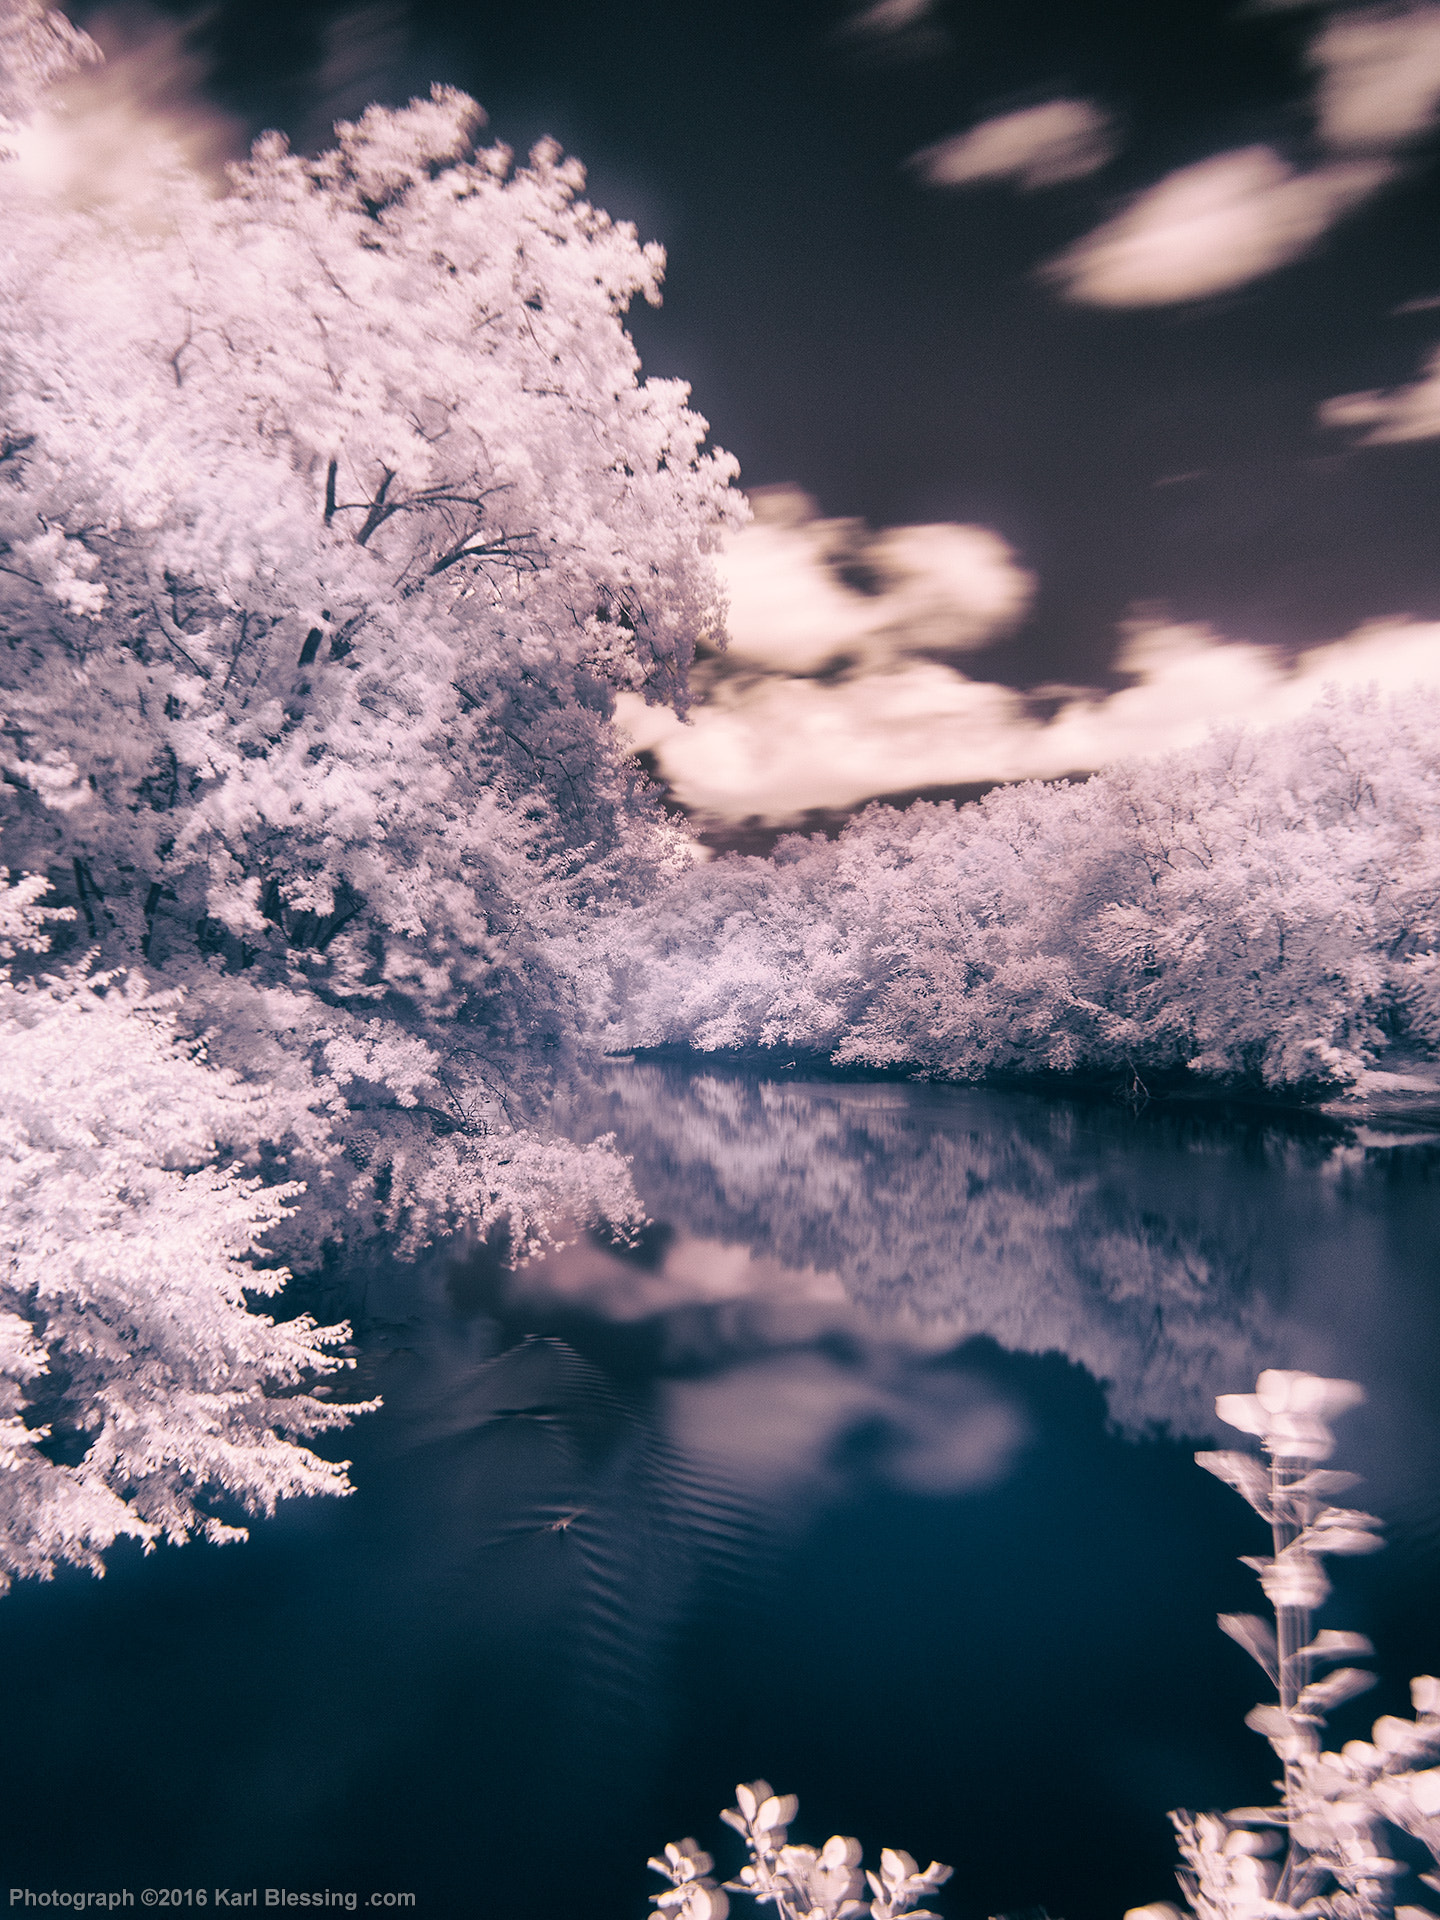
top-left (547, 1066), bottom-right (1300, 1442)
top-left (3, 1065), bottom-right (1438, 1920)
top-left (544, 1065), bottom-right (1440, 1496)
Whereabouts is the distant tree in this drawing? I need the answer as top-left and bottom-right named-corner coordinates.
top-left (600, 690), bottom-right (1440, 1094)
top-left (0, 0), bottom-right (740, 1256)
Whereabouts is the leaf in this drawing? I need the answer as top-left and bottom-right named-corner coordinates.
top-left (755, 1793), bottom-right (798, 1833)
top-left (1299, 1668), bottom-right (1378, 1714)
top-left (1301, 1631), bottom-right (1375, 1666)
top-left (1246, 1705), bottom-right (1296, 1740)
top-left (1307, 1528), bottom-right (1385, 1556)
top-left (1197, 1450), bottom-right (1272, 1515)
top-left (734, 1782), bottom-right (769, 1822)
top-left (820, 1836), bottom-right (864, 1870)
top-left (1375, 1716), bottom-right (1424, 1753)
top-left (1215, 1396), bottom-right (1268, 1438)
top-left (1220, 1613), bottom-right (1280, 1683)
top-left (1291, 1470), bottom-right (1363, 1500)
top-left (880, 1849), bottom-right (919, 1884)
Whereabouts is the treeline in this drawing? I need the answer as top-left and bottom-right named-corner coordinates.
top-left (600, 689), bottom-right (1440, 1093)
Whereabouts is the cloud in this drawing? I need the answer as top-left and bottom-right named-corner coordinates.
top-left (835, 0), bottom-right (949, 61)
top-left (1322, 342), bottom-right (1440, 439)
top-left (910, 100), bottom-right (1117, 191)
top-left (3, 5), bottom-right (244, 204)
top-left (616, 494), bottom-right (1440, 823)
top-left (716, 484), bottom-right (1034, 676)
top-left (1309, 3), bottom-right (1440, 151)
top-left (1042, 146), bottom-right (1391, 306)
top-left (842, 0), bottom-right (935, 34)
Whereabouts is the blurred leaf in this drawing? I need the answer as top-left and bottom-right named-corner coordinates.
top-left (1302, 1631), bottom-right (1375, 1665)
top-left (1215, 1396), bottom-right (1268, 1438)
top-left (1220, 1613), bottom-right (1279, 1683)
top-left (1246, 1705), bottom-right (1295, 1739)
top-left (1375, 1716), bottom-right (1424, 1753)
top-left (1197, 1450), bottom-right (1272, 1515)
top-left (1291, 1470), bottom-right (1363, 1499)
top-left (1299, 1668), bottom-right (1378, 1713)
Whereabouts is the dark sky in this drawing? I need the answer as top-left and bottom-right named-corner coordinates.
top-left (68, 0), bottom-right (1440, 820)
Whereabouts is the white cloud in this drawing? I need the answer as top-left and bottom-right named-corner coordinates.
top-left (1043, 146), bottom-right (1391, 306)
top-left (618, 524), bottom-right (1440, 822)
top-left (1309, 4), bottom-right (1440, 151)
top-left (1322, 341), bottom-right (1440, 440)
top-left (841, 0), bottom-right (935, 36)
top-left (715, 484), bottom-right (1034, 677)
top-left (910, 100), bottom-right (1117, 191)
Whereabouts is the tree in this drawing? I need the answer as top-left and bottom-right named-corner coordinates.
top-left (0, 0), bottom-right (741, 1258)
top-left (0, 871), bottom-right (367, 1591)
top-left (598, 690), bottom-right (1440, 1094)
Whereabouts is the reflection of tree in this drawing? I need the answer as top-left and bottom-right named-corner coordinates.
top-left (564, 1064), bottom-right (1289, 1437)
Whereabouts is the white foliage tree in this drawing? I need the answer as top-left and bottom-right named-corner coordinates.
top-left (0, 0), bottom-right (740, 1258)
top-left (600, 690), bottom-right (1440, 1094)
top-left (0, 873), bottom-right (367, 1591)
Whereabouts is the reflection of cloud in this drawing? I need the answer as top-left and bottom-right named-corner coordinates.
top-left (504, 1222), bottom-right (1030, 1499)
top-left (1042, 147), bottom-right (1390, 306)
top-left (618, 566), bottom-right (1440, 824)
top-left (1322, 342), bottom-right (1440, 441)
top-left (910, 101), bottom-right (1116, 191)
top-left (4, 4), bottom-right (243, 202)
top-left (509, 1228), bottom-right (851, 1325)
top-left (1309, 4), bottom-right (1440, 151)
top-left (664, 1352), bottom-right (1026, 1496)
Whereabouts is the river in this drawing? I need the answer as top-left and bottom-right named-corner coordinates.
top-left (5, 1063), bottom-right (1439, 1920)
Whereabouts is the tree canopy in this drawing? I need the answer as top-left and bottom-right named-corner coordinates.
top-left (0, 0), bottom-right (739, 1578)
top-left (0, 0), bottom-right (740, 1256)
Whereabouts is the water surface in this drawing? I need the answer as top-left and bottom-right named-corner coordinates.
top-left (5, 1065), bottom-right (1439, 1920)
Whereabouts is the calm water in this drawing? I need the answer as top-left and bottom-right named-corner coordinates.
top-left (6, 1064), bottom-right (1440, 1919)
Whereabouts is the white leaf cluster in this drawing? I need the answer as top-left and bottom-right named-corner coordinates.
top-left (0, 0), bottom-right (740, 1255)
top-left (600, 689), bottom-right (1440, 1093)
top-left (0, 875), bottom-right (368, 1590)
top-left (649, 1780), bottom-right (952, 1920)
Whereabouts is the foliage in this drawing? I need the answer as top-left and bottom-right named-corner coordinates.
top-left (598, 690), bottom-right (1440, 1093)
top-left (1129, 1371), bottom-right (1440, 1920)
top-left (0, 872), bottom-right (369, 1592)
top-left (648, 1780), bottom-right (952, 1920)
top-left (0, 0), bottom-right (739, 1258)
